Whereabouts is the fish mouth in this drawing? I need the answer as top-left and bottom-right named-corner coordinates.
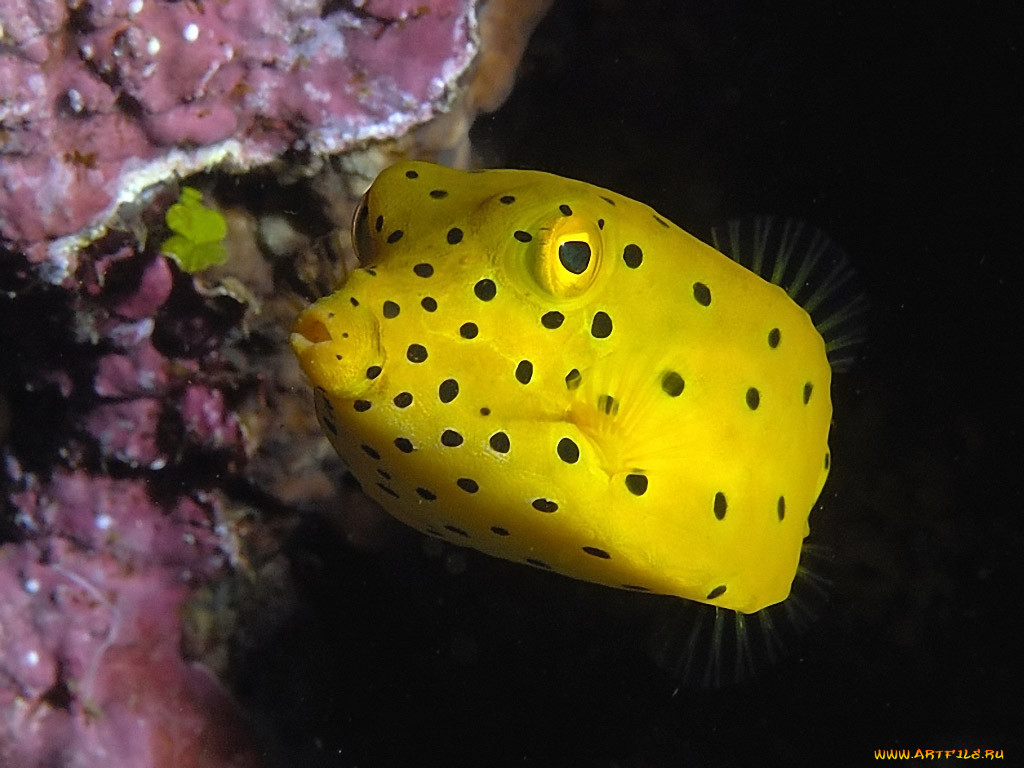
top-left (290, 292), bottom-right (382, 399)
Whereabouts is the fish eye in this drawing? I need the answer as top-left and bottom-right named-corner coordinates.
top-left (351, 190), bottom-right (372, 264)
top-left (533, 218), bottom-right (602, 299)
top-left (558, 240), bottom-right (591, 274)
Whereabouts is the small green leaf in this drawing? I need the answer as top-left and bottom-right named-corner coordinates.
top-left (162, 187), bottom-right (228, 273)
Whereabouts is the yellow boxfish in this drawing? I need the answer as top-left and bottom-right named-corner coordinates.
top-left (291, 161), bottom-right (856, 615)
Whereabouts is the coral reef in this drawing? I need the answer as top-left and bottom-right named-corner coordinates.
top-left (0, 0), bottom-right (480, 276)
top-left (1, 0), bottom-right (554, 764)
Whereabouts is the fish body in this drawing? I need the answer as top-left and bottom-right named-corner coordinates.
top-left (290, 161), bottom-right (833, 613)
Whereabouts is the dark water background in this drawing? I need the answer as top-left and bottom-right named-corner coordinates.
top-left (245, 3), bottom-right (1021, 765)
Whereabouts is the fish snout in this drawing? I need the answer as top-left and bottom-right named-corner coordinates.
top-left (290, 295), bottom-right (381, 399)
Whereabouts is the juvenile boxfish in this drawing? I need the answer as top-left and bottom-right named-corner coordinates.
top-left (290, 161), bottom-right (853, 614)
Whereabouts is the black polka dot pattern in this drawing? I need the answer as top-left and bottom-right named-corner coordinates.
top-left (447, 227), bottom-right (463, 245)
top-left (803, 382), bottom-right (814, 404)
top-left (491, 526), bottom-right (510, 536)
top-left (693, 282), bottom-right (711, 306)
top-left (532, 498), bottom-right (558, 513)
top-left (416, 487), bottom-right (436, 500)
top-left (445, 524), bottom-right (469, 537)
top-left (353, 399), bottom-right (371, 412)
top-left (591, 311), bottom-right (612, 338)
top-left (622, 244), bottom-right (643, 268)
top-left (777, 496), bottom-right (786, 521)
top-left (394, 437), bottom-right (414, 453)
top-left (706, 585), bottom-right (727, 600)
top-left (407, 344), bottom-right (428, 363)
top-left (714, 492), bottom-right (727, 520)
top-left (582, 546), bottom-right (610, 559)
top-left (541, 311), bottom-right (564, 329)
top-left (382, 300), bottom-right (400, 318)
top-left (565, 369), bottom-right (582, 390)
top-left (438, 379), bottom-right (459, 403)
top-left (500, 195), bottom-right (515, 204)
top-left (366, 365), bottom-right (381, 380)
top-left (557, 437), bottom-right (580, 464)
top-left (474, 279), bottom-right (496, 301)
top-left (393, 392), bottom-right (413, 408)
top-left (625, 474), bottom-right (648, 496)
top-left (386, 230), bottom-right (403, 244)
top-left (457, 478), bottom-right (479, 493)
top-left (420, 297), bottom-right (437, 312)
top-left (661, 371), bottom-right (685, 397)
top-left (746, 387), bottom-right (760, 410)
top-left (429, 189), bottom-right (448, 199)
top-left (361, 444), bottom-right (380, 460)
top-left (413, 263), bottom-right (433, 278)
top-left (559, 204), bottom-right (572, 216)
top-left (513, 230), bottom-right (532, 243)
top-left (515, 360), bottom-right (533, 384)
top-left (459, 322), bottom-right (478, 339)
top-left (489, 432), bottom-right (510, 453)
top-left (768, 328), bottom-right (781, 348)
top-left (441, 429), bottom-right (463, 447)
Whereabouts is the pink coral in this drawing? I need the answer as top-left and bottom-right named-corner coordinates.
top-left (0, 0), bottom-right (479, 273)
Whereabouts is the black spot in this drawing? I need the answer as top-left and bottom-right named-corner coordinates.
top-left (804, 382), bottom-right (814, 404)
top-left (393, 392), bottom-right (413, 408)
top-left (746, 387), bottom-right (760, 410)
top-left (382, 300), bottom-right (400, 318)
top-left (489, 431), bottom-right (510, 453)
top-left (364, 268), bottom-right (377, 277)
top-left (583, 546), bottom-right (610, 559)
top-left (416, 487), bottom-right (436, 500)
top-left (515, 360), bottom-right (533, 384)
top-left (559, 204), bottom-right (573, 216)
top-left (777, 496), bottom-right (786, 521)
top-left (420, 297), bottom-right (437, 312)
top-left (394, 437), bottom-right (414, 453)
top-left (374, 215), bottom-right (383, 232)
top-left (491, 526), bottom-right (510, 536)
top-left (653, 214), bottom-right (670, 228)
top-left (559, 240), bottom-right (591, 274)
top-left (413, 263), bottom-right (434, 277)
top-left (445, 524), bottom-right (470, 538)
top-left (557, 437), bottom-right (580, 464)
top-left (824, 452), bottom-right (831, 469)
top-left (565, 368), bottom-right (582, 389)
top-left (598, 218), bottom-right (605, 229)
top-left (441, 429), bottom-right (464, 447)
top-left (349, 296), bottom-right (359, 306)
top-left (376, 482), bottom-right (399, 499)
top-left (480, 407), bottom-right (491, 416)
top-left (366, 365), bottom-right (381, 380)
top-left (623, 584), bottom-right (651, 592)
top-left (407, 344), bottom-right (428, 363)
top-left (693, 282), bottom-right (712, 306)
top-left (625, 474), bottom-right (648, 496)
top-left (438, 378), bottom-right (459, 403)
top-left (714, 492), bottom-right (727, 520)
top-left (474, 279), bottom-right (496, 301)
top-left (361, 444), bottom-right (380, 460)
top-left (500, 195), bottom-right (515, 204)
top-left (353, 399), bottom-right (371, 412)
top-left (526, 558), bottom-right (551, 570)
top-left (661, 371), bottom-right (685, 397)
top-left (622, 243), bottom-right (643, 268)
top-left (429, 189), bottom-right (448, 198)
top-left (600, 195), bottom-right (615, 206)
top-left (377, 468), bottom-right (390, 479)
top-left (532, 498), bottom-right (558, 513)
top-left (706, 585), bottom-right (727, 600)
top-left (447, 227), bottom-right (463, 245)
top-left (541, 311), bottom-right (564, 329)
top-left (514, 230), bottom-right (532, 243)
top-left (335, 355), bottom-right (342, 361)
top-left (386, 230), bottom-right (403, 244)
top-left (591, 311), bottom-right (613, 338)
top-left (768, 328), bottom-right (781, 348)
top-left (322, 418), bottom-right (337, 435)
top-left (405, 169), bottom-right (419, 179)
top-left (457, 478), bottom-right (479, 493)
top-left (459, 322), bottom-right (479, 339)
top-left (598, 394), bottom-right (618, 415)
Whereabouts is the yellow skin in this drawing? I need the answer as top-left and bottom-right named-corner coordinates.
top-left (291, 161), bottom-right (832, 613)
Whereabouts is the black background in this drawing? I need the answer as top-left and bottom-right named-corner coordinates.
top-left (246, 3), bottom-right (1021, 766)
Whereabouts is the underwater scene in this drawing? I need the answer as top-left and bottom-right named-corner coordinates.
top-left (0, 1), bottom-right (1018, 766)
